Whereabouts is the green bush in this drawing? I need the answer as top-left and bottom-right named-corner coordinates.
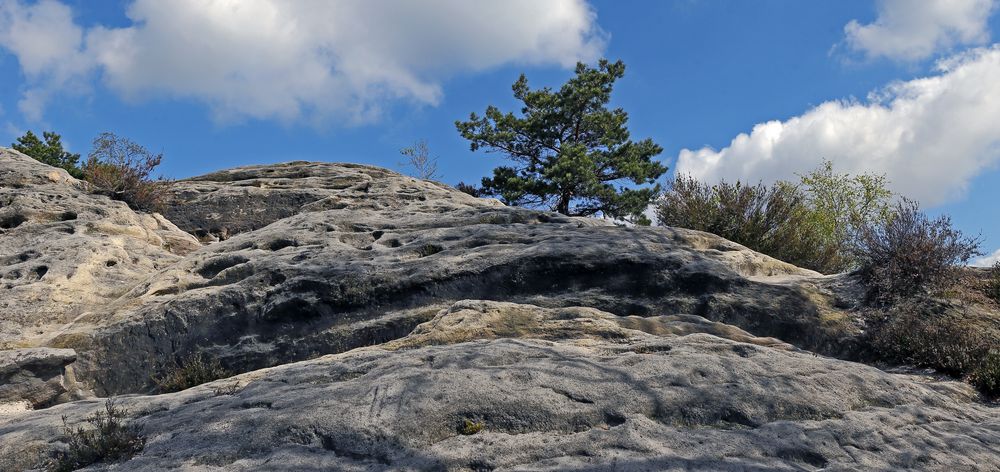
top-left (50, 399), bottom-right (145, 471)
top-left (854, 200), bottom-right (981, 304)
top-left (656, 175), bottom-right (828, 269)
top-left (655, 161), bottom-right (895, 274)
top-left (83, 132), bottom-right (171, 213)
top-left (154, 353), bottom-right (230, 393)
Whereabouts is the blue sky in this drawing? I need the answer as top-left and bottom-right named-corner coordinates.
top-left (1, 0), bottom-right (999, 264)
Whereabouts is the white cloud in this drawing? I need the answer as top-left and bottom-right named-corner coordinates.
top-left (0, 0), bottom-right (94, 121)
top-left (676, 46), bottom-right (1000, 206)
top-left (973, 248), bottom-right (1000, 267)
top-left (844, 0), bottom-right (996, 61)
top-left (0, 0), bottom-right (606, 123)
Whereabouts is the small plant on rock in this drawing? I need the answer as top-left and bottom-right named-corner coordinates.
top-left (459, 418), bottom-right (485, 435)
top-left (50, 398), bottom-right (145, 472)
top-left (83, 132), bottom-right (171, 213)
top-left (154, 353), bottom-right (230, 393)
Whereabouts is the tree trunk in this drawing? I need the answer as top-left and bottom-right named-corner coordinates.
top-left (556, 192), bottom-right (571, 215)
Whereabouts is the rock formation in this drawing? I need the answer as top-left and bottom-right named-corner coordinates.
top-left (1, 147), bottom-right (997, 471)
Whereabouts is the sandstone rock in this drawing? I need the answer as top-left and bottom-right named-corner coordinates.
top-left (0, 148), bottom-right (200, 349)
top-left (1, 156), bottom-right (996, 471)
top-left (0, 348), bottom-right (79, 408)
top-left (57, 195), bottom-right (850, 396)
top-left (163, 161), bottom-right (502, 241)
top-left (2, 302), bottom-right (997, 470)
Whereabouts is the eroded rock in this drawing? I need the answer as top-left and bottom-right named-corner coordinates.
top-left (0, 348), bottom-right (79, 408)
top-left (0, 148), bottom-right (200, 349)
top-left (2, 303), bottom-right (997, 470)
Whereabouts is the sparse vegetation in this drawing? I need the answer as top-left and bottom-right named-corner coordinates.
top-left (213, 382), bottom-right (242, 396)
top-left (459, 418), bottom-right (485, 435)
top-left (854, 200), bottom-right (981, 304)
top-left (457, 59), bottom-right (666, 220)
top-left (50, 399), bottom-right (145, 472)
top-left (399, 139), bottom-right (440, 180)
top-left (83, 132), bottom-right (171, 212)
top-left (866, 302), bottom-right (1000, 397)
top-left (154, 353), bottom-right (230, 393)
top-left (986, 262), bottom-right (1000, 303)
top-left (11, 130), bottom-right (84, 178)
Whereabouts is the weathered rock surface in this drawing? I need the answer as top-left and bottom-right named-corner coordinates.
top-left (162, 161), bottom-right (500, 241)
top-left (0, 348), bottom-right (78, 408)
top-left (1, 152), bottom-right (997, 471)
top-left (3, 302), bottom-right (998, 471)
top-left (0, 148), bottom-right (200, 348)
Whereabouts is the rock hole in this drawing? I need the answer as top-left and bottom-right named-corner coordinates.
top-left (604, 413), bottom-right (627, 427)
top-left (17, 251), bottom-right (39, 262)
top-left (33, 266), bottom-right (48, 279)
top-left (415, 244), bottom-right (443, 257)
top-left (59, 211), bottom-right (77, 221)
top-left (0, 213), bottom-right (27, 229)
top-left (197, 255), bottom-right (250, 279)
top-left (106, 260), bottom-right (118, 267)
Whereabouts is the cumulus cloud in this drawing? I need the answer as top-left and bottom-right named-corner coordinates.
top-left (0, 0), bottom-right (606, 123)
top-left (973, 248), bottom-right (1000, 267)
top-left (844, 0), bottom-right (996, 61)
top-left (676, 46), bottom-right (1000, 206)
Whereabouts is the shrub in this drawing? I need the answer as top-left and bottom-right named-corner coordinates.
top-left (655, 161), bottom-right (895, 274)
top-left (83, 132), bottom-right (170, 212)
top-left (867, 303), bottom-right (1000, 397)
top-left (459, 418), bottom-right (485, 435)
top-left (853, 200), bottom-right (981, 304)
top-left (399, 139), bottom-right (440, 180)
top-left (796, 160), bottom-right (895, 272)
top-left (655, 175), bottom-right (834, 271)
top-left (455, 182), bottom-right (483, 197)
top-left (154, 353), bottom-right (230, 393)
top-left (970, 349), bottom-right (1000, 396)
top-left (50, 398), bottom-right (145, 472)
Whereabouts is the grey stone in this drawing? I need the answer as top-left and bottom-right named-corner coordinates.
top-left (1, 302), bottom-right (997, 471)
top-left (0, 348), bottom-right (79, 408)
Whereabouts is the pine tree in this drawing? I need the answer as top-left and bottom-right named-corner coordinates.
top-left (11, 130), bottom-right (84, 178)
top-left (456, 59), bottom-right (665, 223)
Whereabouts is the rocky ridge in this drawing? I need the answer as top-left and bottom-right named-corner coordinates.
top-left (0, 147), bottom-right (997, 471)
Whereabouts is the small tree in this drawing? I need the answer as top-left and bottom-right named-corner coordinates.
top-left (399, 139), bottom-right (440, 180)
top-left (854, 199), bottom-right (981, 304)
top-left (797, 160), bottom-right (895, 272)
top-left (11, 130), bottom-right (83, 178)
top-left (456, 59), bottom-right (666, 221)
top-left (83, 132), bottom-right (170, 212)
